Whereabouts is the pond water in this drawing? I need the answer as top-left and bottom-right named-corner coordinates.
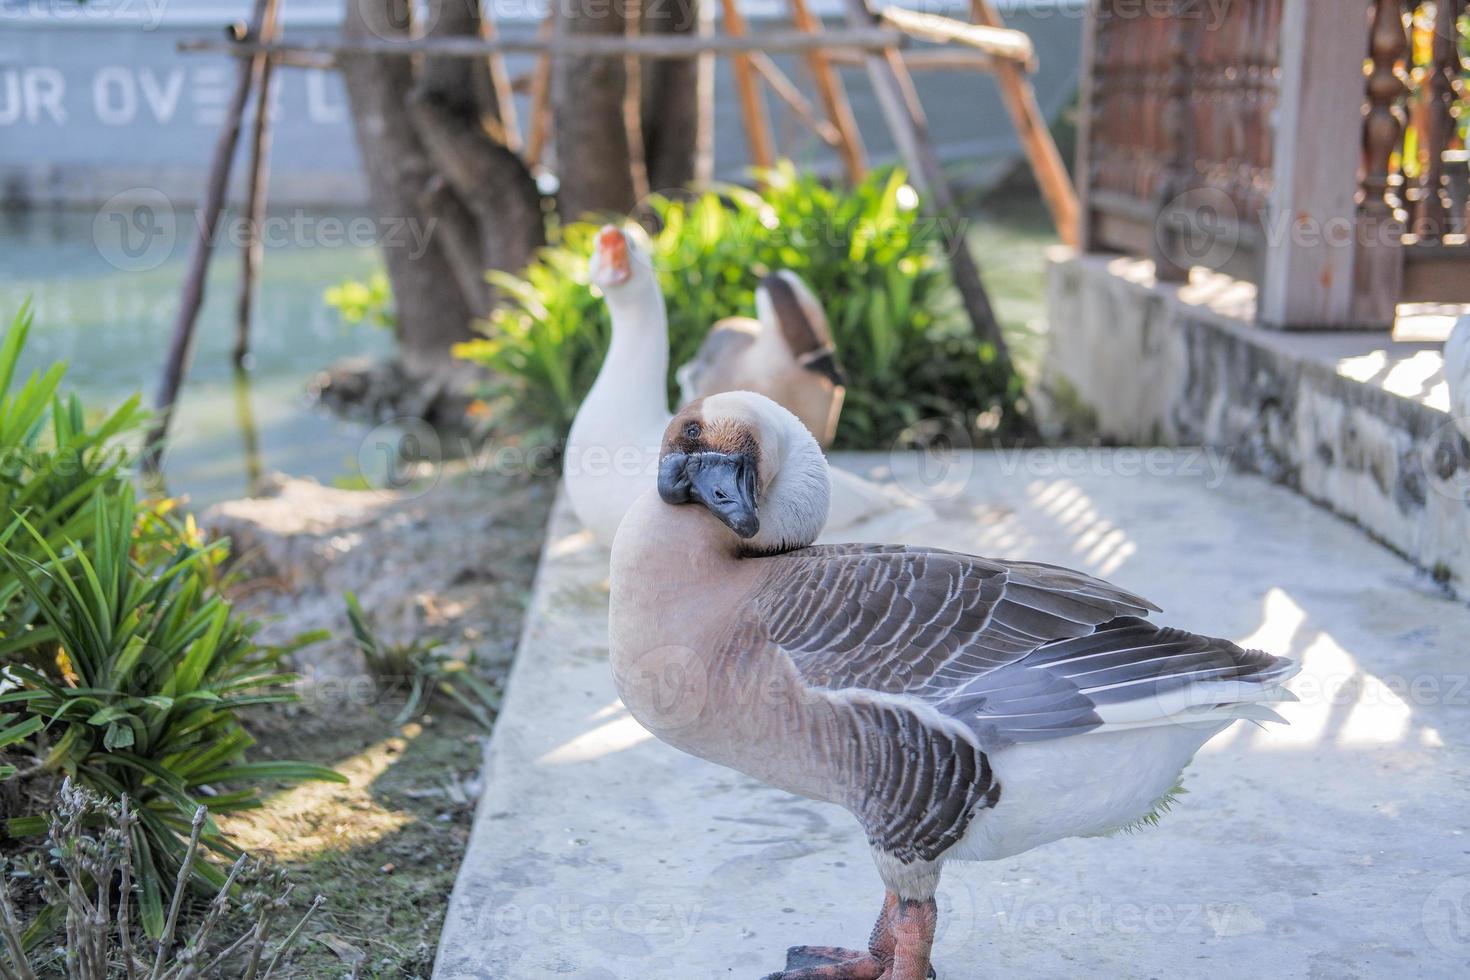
top-left (0, 207), bottom-right (393, 508)
top-left (0, 194), bottom-right (1055, 510)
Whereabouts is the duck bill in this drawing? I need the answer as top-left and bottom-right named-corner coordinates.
top-left (686, 452), bottom-right (760, 539)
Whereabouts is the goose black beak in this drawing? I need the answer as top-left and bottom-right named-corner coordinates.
top-left (658, 451), bottom-right (760, 539)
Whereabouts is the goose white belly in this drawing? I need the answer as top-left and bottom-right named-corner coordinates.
top-left (950, 721), bottom-right (1229, 863)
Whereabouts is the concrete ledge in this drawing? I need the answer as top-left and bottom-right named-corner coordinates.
top-left (435, 453), bottom-right (1470, 979)
top-left (1039, 248), bottom-right (1470, 596)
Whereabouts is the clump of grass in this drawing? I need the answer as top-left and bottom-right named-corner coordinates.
top-left (344, 593), bottom-right (499, 730)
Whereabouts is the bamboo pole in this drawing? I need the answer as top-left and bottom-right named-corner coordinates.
top-left (144, 0), bottom-right (272, 472)
top-left (788, 0), bottom-right (867, 182)
top-left (525, 14), bottom-right (555, 168)
top-left (826, 48), bottom-right (997, 71)
top-left (749, 52), bottom-right (842, 147)
top-left (482, 6), bottom-right (523, 154)
top-left (841, 0), bottom-right (1015, 379)
top-left (233, 0), bottom-right (282, 369)
top-left (719, 0), bottom-right (776, 171)
top-left (178, 28), bottom-right (910, 59)
top-left (878, 6), bottom-right (1035, 68)
top-left (969, 0), bottom-right (1077, 246)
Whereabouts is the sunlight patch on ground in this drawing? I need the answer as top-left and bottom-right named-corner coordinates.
top-left (221, 731), bottom-right (417, 861)
top-left (535, 710), bottom-right (651, 765)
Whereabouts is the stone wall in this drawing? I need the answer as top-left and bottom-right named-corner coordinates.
top-left (1038, 248), bottom-right (1470, 596)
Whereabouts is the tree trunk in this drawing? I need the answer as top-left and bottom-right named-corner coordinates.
top-left (641, 0), bottom-right (712, 192)
top-left (340, 0), bottom-right (476, 374)
top-left (410, 0), bottom-right (545, 286)
top-left (554, 0), bottom-right (639, 218)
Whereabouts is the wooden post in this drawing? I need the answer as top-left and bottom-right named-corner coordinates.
top-left (788, 0), bottom-right (867, 182)
top-left (969, 0), bottom-right (1076, 246)
top-left (1257, 0), bottom-right (1379, 329)
top-left (749, 53), bottom-right (843, 147)
top-left (1412, 0), bottom-right (1465, 241)
top-left (841, 0), bottom-right (1014, 378)
top-left (483, 5), bottom-right (524, 154)
top-left (233, 0), bottom-right (282, 369)
top-left (1349, 0), bottom-right (1409, 328)
top-left (144, 0), bottom-right (272, 472)
top-left (720, 0), bottom-right (776, 171)
top-left (526, 14), bottom-right (555, 168)
top-left (1073, 0), bottom-right (1103, 252)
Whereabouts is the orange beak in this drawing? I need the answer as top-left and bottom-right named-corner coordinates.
top-left (594, 225), bottom-right (631, 286)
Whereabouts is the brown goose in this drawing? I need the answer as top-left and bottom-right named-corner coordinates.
top-left (608, 390), bottom-right (1297, 980)
top-left (677, 271), bottom-right (846, 448)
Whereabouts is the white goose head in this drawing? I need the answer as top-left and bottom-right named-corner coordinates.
top-left (589, 224), bottom-right (661, 308)
top-left (655, 390), bottom-right (831, 553)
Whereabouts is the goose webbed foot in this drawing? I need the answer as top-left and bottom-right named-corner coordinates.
top-left (760, 894), bottom-right (938, 980)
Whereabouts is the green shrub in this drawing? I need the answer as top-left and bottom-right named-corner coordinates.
top-left (0, 305), bottom-right (344, 938)
top-left (323, 270), bottom-right (395, 331)
top-left (453, 163), bottom-right (1024, 448)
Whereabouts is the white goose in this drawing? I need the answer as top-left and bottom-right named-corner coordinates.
top-left (1445, 314), bottom-right (1470, 442)
top-left (677, 270), bottom-right (846, 448)
top-left (609, 390), bottom-right (1298, 980)
top-left (564, 225), bottom-right (917, 548)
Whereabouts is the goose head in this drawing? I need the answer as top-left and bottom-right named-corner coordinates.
top-left (655, 390), bottom-right (831, 553)
top-left (755, 271), bottom-right (846, 387)
top-left (589, 224), bottom-right (658, 297)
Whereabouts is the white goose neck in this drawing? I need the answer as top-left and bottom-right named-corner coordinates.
top-left (590, 278), bottom-right (670, 419)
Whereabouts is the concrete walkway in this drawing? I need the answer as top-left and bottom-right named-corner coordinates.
top-left (435, 451), bottom-right (1470, 979)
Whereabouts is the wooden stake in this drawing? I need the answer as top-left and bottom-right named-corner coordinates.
top-left (841, 0), bottom-right (1014, 377)
top-left (749, 53), bottom-right (842, 147)
top-left (718, 0), bottom-right (775, 171)
top-left (483, 5), bottom-right (523, 154)
top-left (526, 14), bottom-right (555, 168)
top-left (788, 0), bottom-right (867, 182)
top-left (144, 0), bottom-right (273, 472)
top-left (233, 0), bottom-right (282, 369)
top-left (969, 0), bottom-right (1078, 246)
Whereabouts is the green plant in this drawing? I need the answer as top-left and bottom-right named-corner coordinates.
top-left (452, 163), bottom-right (1024, 449)
top-left (323, 271), bottom-right (395, 331)
top-left (345, 592), bottom-right (500, 730)
top-left (0, 306), bottom-right (345, 938)
top-left (0, 781), bottom-right (322, 979)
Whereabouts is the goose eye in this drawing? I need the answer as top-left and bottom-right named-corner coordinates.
top-left (683, 423), bottom-right (701, 440)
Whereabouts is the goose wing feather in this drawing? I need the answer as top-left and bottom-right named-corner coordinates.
top-left (745, 544), bottom-right (1293, 748)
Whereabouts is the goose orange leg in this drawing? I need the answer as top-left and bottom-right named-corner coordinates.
top-left (762, 894), bottom-right (937, 980)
